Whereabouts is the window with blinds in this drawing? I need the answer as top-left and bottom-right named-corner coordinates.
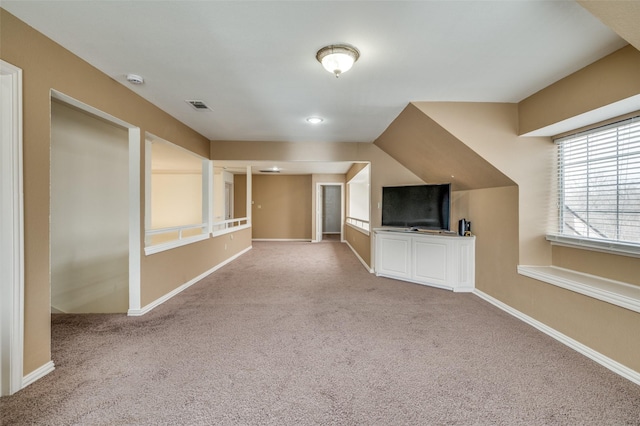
top-left (552, 116), bottom-right (640, 250)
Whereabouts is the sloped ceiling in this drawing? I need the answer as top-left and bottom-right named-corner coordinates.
top-left (373, 104), bottom-right (515, 191)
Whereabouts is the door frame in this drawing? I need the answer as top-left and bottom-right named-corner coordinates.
top-left (51, 91), bottom-right (141, 315)
top-left (314, 183), bottom-right (344, 242)
top-left (0, 60), bottom-right (24, 396)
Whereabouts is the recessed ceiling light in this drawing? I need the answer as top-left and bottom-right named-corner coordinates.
top-left (306, 117), bottom-right (324, 124)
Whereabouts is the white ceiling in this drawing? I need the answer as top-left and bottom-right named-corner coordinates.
top-left (2, 1), bottom-right (628, 145)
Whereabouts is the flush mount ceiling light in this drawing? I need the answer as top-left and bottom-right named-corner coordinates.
top-left (316, 44), bottom-right (360, 78)
top-left (306, 116), bottom-right (324, 124)
top-left (259, 166), bottom-right (281, 173)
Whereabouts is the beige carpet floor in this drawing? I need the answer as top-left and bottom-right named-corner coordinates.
top-left (1, 241), bottom-right (639, 425)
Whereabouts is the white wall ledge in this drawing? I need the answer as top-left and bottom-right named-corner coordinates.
top-left (518, 265), bottom-right (640, 314)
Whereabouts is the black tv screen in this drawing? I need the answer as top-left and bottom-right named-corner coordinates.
top-left (382, 184), bottom-right (451, 231)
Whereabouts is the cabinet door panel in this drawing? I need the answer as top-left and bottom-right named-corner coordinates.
top-left (413, 240), bottom-right (448, 285)
top-left (378, 236), bottom-right (411, 279)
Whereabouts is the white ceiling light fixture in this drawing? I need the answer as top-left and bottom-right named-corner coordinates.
top-left (259, 166), bottom-right (281, 173)
top-left (316, 44), bottom-right (360, 78)
top-left (306, 116), bottom-right (324, 124)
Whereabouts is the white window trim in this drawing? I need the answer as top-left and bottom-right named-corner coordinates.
top-left (553, 116), bottom-right (640, 250)
top-left (546, 233), bottom-right (640, 258)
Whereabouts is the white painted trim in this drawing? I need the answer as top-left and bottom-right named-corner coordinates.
top-left (546, 234), bottom-right (640, 258)
top-left (51, 91), bottom-right (132, 128)
top-left (518, 265), bottom-right (640, 314)
top-left (205, 161), bottom-right (214, 235)
top-left (128, 246), bottom-right (252, 316)
top-left (50, 90), bottom-right (142, 319)
top-left (473, 289), bottom-right (640, 386)
top-left (0, 60), bottom-right (24, 396)
top-left (211, 223), bottom-right (251, 238)
top-left (314, 182), bottom-right (345, 243)
top-left (252, 239), bottom-right (311, 242)
top-left (346, 240), bottom-right (374, 273)
top-left (246, 165), bottom-right (252, 227)
top-left (21, 361), bottom-right (55, 389)
top-left (128, 128), bottom-right (142, 313)
top-left (144, 233), bottom-right (210, 256)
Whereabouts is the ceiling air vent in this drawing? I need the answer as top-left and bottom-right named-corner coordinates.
top-left (185, 100), bottom-right (211, 111)
top-left (259, 169), bottom-right (281, 173)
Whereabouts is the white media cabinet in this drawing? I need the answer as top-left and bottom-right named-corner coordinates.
top-left (374, 229), bottom-right (475, 292)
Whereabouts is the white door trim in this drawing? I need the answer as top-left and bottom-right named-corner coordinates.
top-left (49, 93), bottom-right (142, 317)
top-left (0, 60), bottom-right (24, 396)
top-left (315, 183), bottom-right (345, 243)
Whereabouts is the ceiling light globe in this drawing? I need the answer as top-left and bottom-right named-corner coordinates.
top-left (316, 44), bottom-right (360, 78)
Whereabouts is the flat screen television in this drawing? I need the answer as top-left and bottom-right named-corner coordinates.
top-left (382, 183), bottom-right (451, 231)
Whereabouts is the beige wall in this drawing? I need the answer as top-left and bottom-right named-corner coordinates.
top-left (457, 186), bottom-right (640, 372)
top-left (1, 10), bottom-right (250, 375)
top-left (518, 45), bottom-right (640, 135)
top-left (373, 50), bottom-right (640, 373)
top-left (552, 246), bottom-right (640, 287)
top-left (211, 141), bottom-right (423, 264)
top-left (234, 174), bottom-right (247, 219)
top-left (345, 225), bottom-right (371, 267)
top-left (413, 102), bottom-right (554, 266)
top-left (141, 228), bottom-right (251, 306)
top-left (6, 3), bottom-right (638, 383)
top-left (377, 99), bottom-right (640, 373)
top-left (346, 162), bottom-right (369, 183)
top-left (251, 175), bottom-right (312, 240)
top-left (375, 103), bottom-right (516, 191)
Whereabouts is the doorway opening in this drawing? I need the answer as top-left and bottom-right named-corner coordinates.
top-left (316, 183), bottom-right (344, 242)
top-left (49, 91), bottom-right (141, 317)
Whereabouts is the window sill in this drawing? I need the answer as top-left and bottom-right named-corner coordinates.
top-left (518, 265), bottom-right (640, 314)
top-left (546, 234), bottom-right (640, 258)
top-left (144, 233), bottom-right (209, 256)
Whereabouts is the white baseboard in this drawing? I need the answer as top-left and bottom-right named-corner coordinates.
top-left (22, 361), bottom-right (55, 389)
top-left (474, 289), bottom-right (640, 386)
top-left (346, 241), bottom-right (374, 273)
top-left (128, 246), bottom-right (252, 316)
top-left (252, 238), bottom-right (311, 242)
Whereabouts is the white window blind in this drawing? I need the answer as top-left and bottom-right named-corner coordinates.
top-left (552, 116), bottom-right (640, 248)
